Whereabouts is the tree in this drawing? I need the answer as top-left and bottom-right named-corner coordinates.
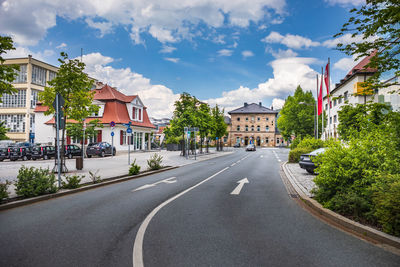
top-left (197, 103), bottom-right (212, 153)
top-left (39, 52), bottom-right (99, 170)
top-left (66, 120), bottom-right (103, 144)
top-left (335, 0), bottom-right (400, 90)
top-left (0, 35), bottom-right (19, 101)
top-left (0, 121), bottom-right (9, 140)
top-left (277, 86), bottom-right (319, 140)
top-left (210, 105), bottom-right (227, 151)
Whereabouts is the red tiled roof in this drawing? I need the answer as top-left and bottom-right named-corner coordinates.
top-left (346, 51), bottom-right (377, 77)
top-left (93, 84), bottom-right (137, 103)
top-left (34, 102), bottom-right (49, 112)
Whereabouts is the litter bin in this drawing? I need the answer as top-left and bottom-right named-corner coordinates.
top-left (76, 156), bottom-right (83, 170)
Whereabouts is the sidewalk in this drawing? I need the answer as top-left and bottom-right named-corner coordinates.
top-left (1, 148), bottom-right (234, 197)
top-left (284, 163), bottom-right (316, 197)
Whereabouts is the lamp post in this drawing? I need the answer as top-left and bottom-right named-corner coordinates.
top-left (299, 101), bottom-right (317, 139)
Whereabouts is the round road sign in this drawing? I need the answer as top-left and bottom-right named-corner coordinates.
top-left (127, 128), bottom-right (132, 134)
top-left (110, 121), bottom-right (116, 127)
top-left (111, 132), bottom-right (115, 137)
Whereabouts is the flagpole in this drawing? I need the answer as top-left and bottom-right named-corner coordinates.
top-left (321, 67), bottom-right (324, 140)
top-left (316, 74), bottom-right (319, 139)
top-left (327, 57), bottom-right (331, 139)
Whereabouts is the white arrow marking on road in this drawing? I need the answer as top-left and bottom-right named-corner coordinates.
top-left (230, 178), bottom-right (249, 195)
top-left (260, 155), bottom-right (264, 158)
top-left (132, 177), bottom-right (177, 192)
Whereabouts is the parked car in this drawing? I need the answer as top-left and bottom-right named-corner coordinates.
top-left (233, 143), bottom-right (241, 148)
top-left (246, 144), bottom-right (256, 151)
top-left (299, 147), bottom-right (326, 174)
top-left (8, 146), bottom-right (20, 161)
top-left (64, 144), bottom-right (82, 159)
top-left (0, 147), bottom-right (9, 161)
top-left (31, 145), bottom-right (56, 160)
top-left (86, 142), bottom-right (116, 158)
top-left (18, 146), bottom-right (33, 161)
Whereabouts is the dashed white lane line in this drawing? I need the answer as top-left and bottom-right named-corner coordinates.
top-left (132, 166), bottom-right (230, 267)
top-left (231, 163), bottom-right (236, 167)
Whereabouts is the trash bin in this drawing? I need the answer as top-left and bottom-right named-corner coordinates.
top-left (76, 156), bottom-right (83, 170)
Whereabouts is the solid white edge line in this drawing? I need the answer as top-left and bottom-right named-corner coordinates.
top-left (132, 166), bottom-right (230, 267)
top-left (231, 163), bottom-right (236, 166)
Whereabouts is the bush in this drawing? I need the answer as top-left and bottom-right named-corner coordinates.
top-left (372, 174), bottom-right (400, 237)
top-left (289, 137), bottom-right (301, 150)
top-left (129, 159), bottom-right (141, 175)
top-left (0, 180), bottom-right (10, 200)
top-left (88, 170), bottom-right (102, 184)
top-left (62, 175), bottom-right (83, 189)
top-left (296, 136), bottom-right (325, 150)
top-left (147, 154), bottom-right (163, 170)
top-left (15, 166), bottom-right (58, 198)
top-left (288, 147), bottom-right (313, 163)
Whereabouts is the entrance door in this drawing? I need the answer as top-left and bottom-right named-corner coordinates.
top-left (256, 136), bottom-right (261, 146)
top-left (244, 136), bottom-right (249, 145)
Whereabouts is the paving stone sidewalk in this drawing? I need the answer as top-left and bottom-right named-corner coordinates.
top-left (285, 163), bottom-right (316, 197)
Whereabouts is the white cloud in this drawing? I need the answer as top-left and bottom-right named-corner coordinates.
top-left (218, 49), bottom-right (233, 57)
top-left (272, 98), bottom-right (285, 109)
top-left (164, 57), bottom-right (179, 63)
top-left (81, 52), bottom-right (179, 118)
top-left (266, 47), bottom-right (298, 58)
top-left (322, 33), bottom-right (375, 48)
top-left (262, 31), bottom-right (320, 49)
top-left (0, 0), bottom-right (287, 46)
top-left (205, 57), bottom-right (318, 112)
top-left (56, 43), bottom-right (67, 49)
top-left (4, 46), bottom-right (55, 61)
top-left (324, 0), bottom-right (365, 6)
top-left (159, 45), bottom-right (176, 54)
top-left (242, 50), bottom-right (254, 59)
top-left (333, 55), bottom-right (363, 72)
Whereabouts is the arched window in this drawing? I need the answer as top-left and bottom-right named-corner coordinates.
top-left (237, 125), bottom-right (240, 131)
top-left (266, 126), bottom-right (269, 132)
top-left (257, 126), bottom-right (260, 132)
top-left (245, 125), bottom-right (248, 131)
top-left (251, 125), bottom-right (254, 131)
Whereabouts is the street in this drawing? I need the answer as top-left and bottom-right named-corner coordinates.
top-left (0, 148), bottom-right (399, 266)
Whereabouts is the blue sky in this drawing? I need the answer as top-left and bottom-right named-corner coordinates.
top-left (0, 0), bottom-right (366, 117)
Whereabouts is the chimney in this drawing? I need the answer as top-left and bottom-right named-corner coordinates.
top-left (244, 102), bottom-right (248, 107)
top-left (259, 102), bottom-right (262, 107)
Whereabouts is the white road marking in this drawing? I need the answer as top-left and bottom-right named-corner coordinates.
top-left (132, 177), bottom-right (177, 192)
top-left (260, 155), bottom-right (264, 158)
top-left (231, 163), bottom-right (236, 167)
top-left (230, 178), bottom-right (249, 195)
top-left (236, 160), bottom-right (241, 163)
top-left (132, 167), bottom-right (229, 267)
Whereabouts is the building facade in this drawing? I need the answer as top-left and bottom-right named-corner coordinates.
top-left (34, 83), bottom-right (156, 151)
top-left (228, 102), bottom-right (284, 147)
top-left (0, 55), bottom-right (58, 142)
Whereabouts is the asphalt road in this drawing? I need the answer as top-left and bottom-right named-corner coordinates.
top-left (0, 148), bottom-right (399, 267)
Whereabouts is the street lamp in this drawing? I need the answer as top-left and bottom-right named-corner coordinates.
top-left (299, 101), bottom-right (317, 139)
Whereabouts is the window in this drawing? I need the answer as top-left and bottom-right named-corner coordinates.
top-left (265, 137), bottom-right (269, 143)
top-left (251, 117), bottom-right (255, 122)
top-left (330, 117), bottom-right (332, 124)
top-left (29, 114), bottom-right (35, 132)
top-left (245, 117), bottom-right (248, 121)
top-left (236, 137), bottom-right (240, 143)
top-left (266, 117), bottom-right (269, 121)
top-left (334, 99), bottom-right (337, 106)
top-left (344, 91), bottom-right (348, 101)
top-left (257, 117), bottom-right (260, 121)
top-left (31, 65), bottom-right (47, 86)
top-left (277, 138), bottom-right (280, 144)
top-left (122, 131), bottom-right (127, 145)
top-left (257, 126), bottom-right (260, 132)
top-left (325, 103), bottom-right (328, 110)
top-left (31, 90), bottom-right (39, 108)
top-left (13, 64), bottom-right (27, 83)
top-left (237, 117), bottom-right (240, 121)
top-left (251, 125), bottom-right (254, 131)
top-left (224, 137), bottom-right (227, 143)
top-left (0, 89), bottom-right (26, 107)
top-left (334, 115), bottom-right (337, 123)
top-left (0, 114), bottom-right (25, 132)
top-left (266, 126), bottom-right (269, 132)
top-left (237, 125), bottom-right (240, 131)
top-left (338, 96), bottom-right (342, 104)
top-left (48, 71), bottom-right (57, 82)
top-left (245, 125), bottom-right (248, 131)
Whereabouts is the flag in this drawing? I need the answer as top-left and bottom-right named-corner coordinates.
top-left (324, 62), bottom-right (331, 108)
top-left (318, 73), bottom-right (323, 115)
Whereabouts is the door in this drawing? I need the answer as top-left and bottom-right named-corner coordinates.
top-left (244, 136), bottom-right (249, 146)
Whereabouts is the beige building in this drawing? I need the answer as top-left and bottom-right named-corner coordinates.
top-left (0, 55), bottom-right (59, 142)
top-left (228, 102), bottom-right (284, 147)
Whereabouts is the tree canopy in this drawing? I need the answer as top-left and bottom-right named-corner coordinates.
top-left (0, 35), bottom-right (19, 101)
top-left (335, 0), bottom-right (400, 90)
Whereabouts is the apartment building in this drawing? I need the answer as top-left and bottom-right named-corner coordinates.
top-left (0, 55), bottom-right (58, 142)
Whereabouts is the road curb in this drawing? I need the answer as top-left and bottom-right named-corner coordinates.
top-left (281, 161), bottom-right (400, 250)
top-left (0, 166), bottom-right (178, 211)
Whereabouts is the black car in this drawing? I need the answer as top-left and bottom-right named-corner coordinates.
top-left (0, 147), bottom-right (8, 161)
top-left (299, 148), bottom-right (326, 174)
top-left (233, 143), bottom-right (241, 148)
top-left (18, 146), bottom-right (32, 161)
top-left (246, 144), bottom-right (256, 151)
top-left (65, 144), bottom-right (82, 159)
top-left (8, 146), bottom-right (20, 161)
top-left (86, 142), bottom-right (116, 158)
top-left (31, 145), bottom-right (56, 160)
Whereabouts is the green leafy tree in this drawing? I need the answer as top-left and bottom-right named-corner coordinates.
top-left (335, 0), bottom-right (400, 90)
top-left (0, 121), bottom-right (9, 140)
top-left (210, 105), bottom-right (227, 151)
top-left (66, 120), bottom-right (103, 144)
top-left (0, 35), bottom-right (19, 101)
top-left (197, 102), bottom-right (212, 153)
top-left (39, 52), bottom-right (99, 169)
top-left (277, 85), bottom-right (320, 141)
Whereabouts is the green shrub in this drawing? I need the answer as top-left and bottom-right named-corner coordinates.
top-left (296, 136), bottom-right (325, 150)
top-left (129, 159), bottom-right (141, 175)
top-left (0, 180), bottom-right (10, 200)
top-left (62, 175), bottom-right (83, 189)
top-left (147, 154), bottom-right (163, 170)
top-left (289, 137), bottom-right (301, 150)
top-left (372, 174), bottom-right (400, 237)
top-left (15, 166), bottom-right (58, 198)
top-left (88, 170), bottom-right (101, 184)
top-left (288, 147), bottom-right (313, 163)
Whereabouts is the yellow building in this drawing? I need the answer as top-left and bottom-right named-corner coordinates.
top-left (228, 102), bottom-right (285, 147)
top-left (0, 55), bottom-right (58, 142)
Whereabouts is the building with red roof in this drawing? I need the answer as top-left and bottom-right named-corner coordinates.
top-left (34, 82), bottom-right (156, 151)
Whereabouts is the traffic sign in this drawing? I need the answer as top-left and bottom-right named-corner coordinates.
top-left (111, 132), bottom-right (114, 137)
top-left (110, 121), bottom-right (115, 127)
top-left (127, 128), bottom-right (132, 134)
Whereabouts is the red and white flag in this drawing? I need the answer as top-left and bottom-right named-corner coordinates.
top-left (324, 62), bottom-right (331, 108)
top-left (318, 73), bottom-right (323, 116)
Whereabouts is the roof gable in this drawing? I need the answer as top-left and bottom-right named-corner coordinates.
top-left (228, 103), bottom-right (278, 114)
top-left (93, 84), bottom-right (136, 103)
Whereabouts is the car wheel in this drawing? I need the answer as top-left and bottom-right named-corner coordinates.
top-left (32, 158), bottom-right (36, 161)
top-left (113, 150), bottom-right (116, 156)
top-left (306, 168), bottom-right (314, 174)
top-left (101, 151), bottom-right (105, 157)
top-left (87, 154), bottom-right (92, 158)
top-left (23, 155), bottom-right (27, 161)
top-left (44, 155), bottom-right (49, 160)
top-left (68, 153), bottom-right (73, 159)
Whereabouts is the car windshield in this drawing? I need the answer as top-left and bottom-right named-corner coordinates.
top-left (310, 148), bottom-right (326, 155)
